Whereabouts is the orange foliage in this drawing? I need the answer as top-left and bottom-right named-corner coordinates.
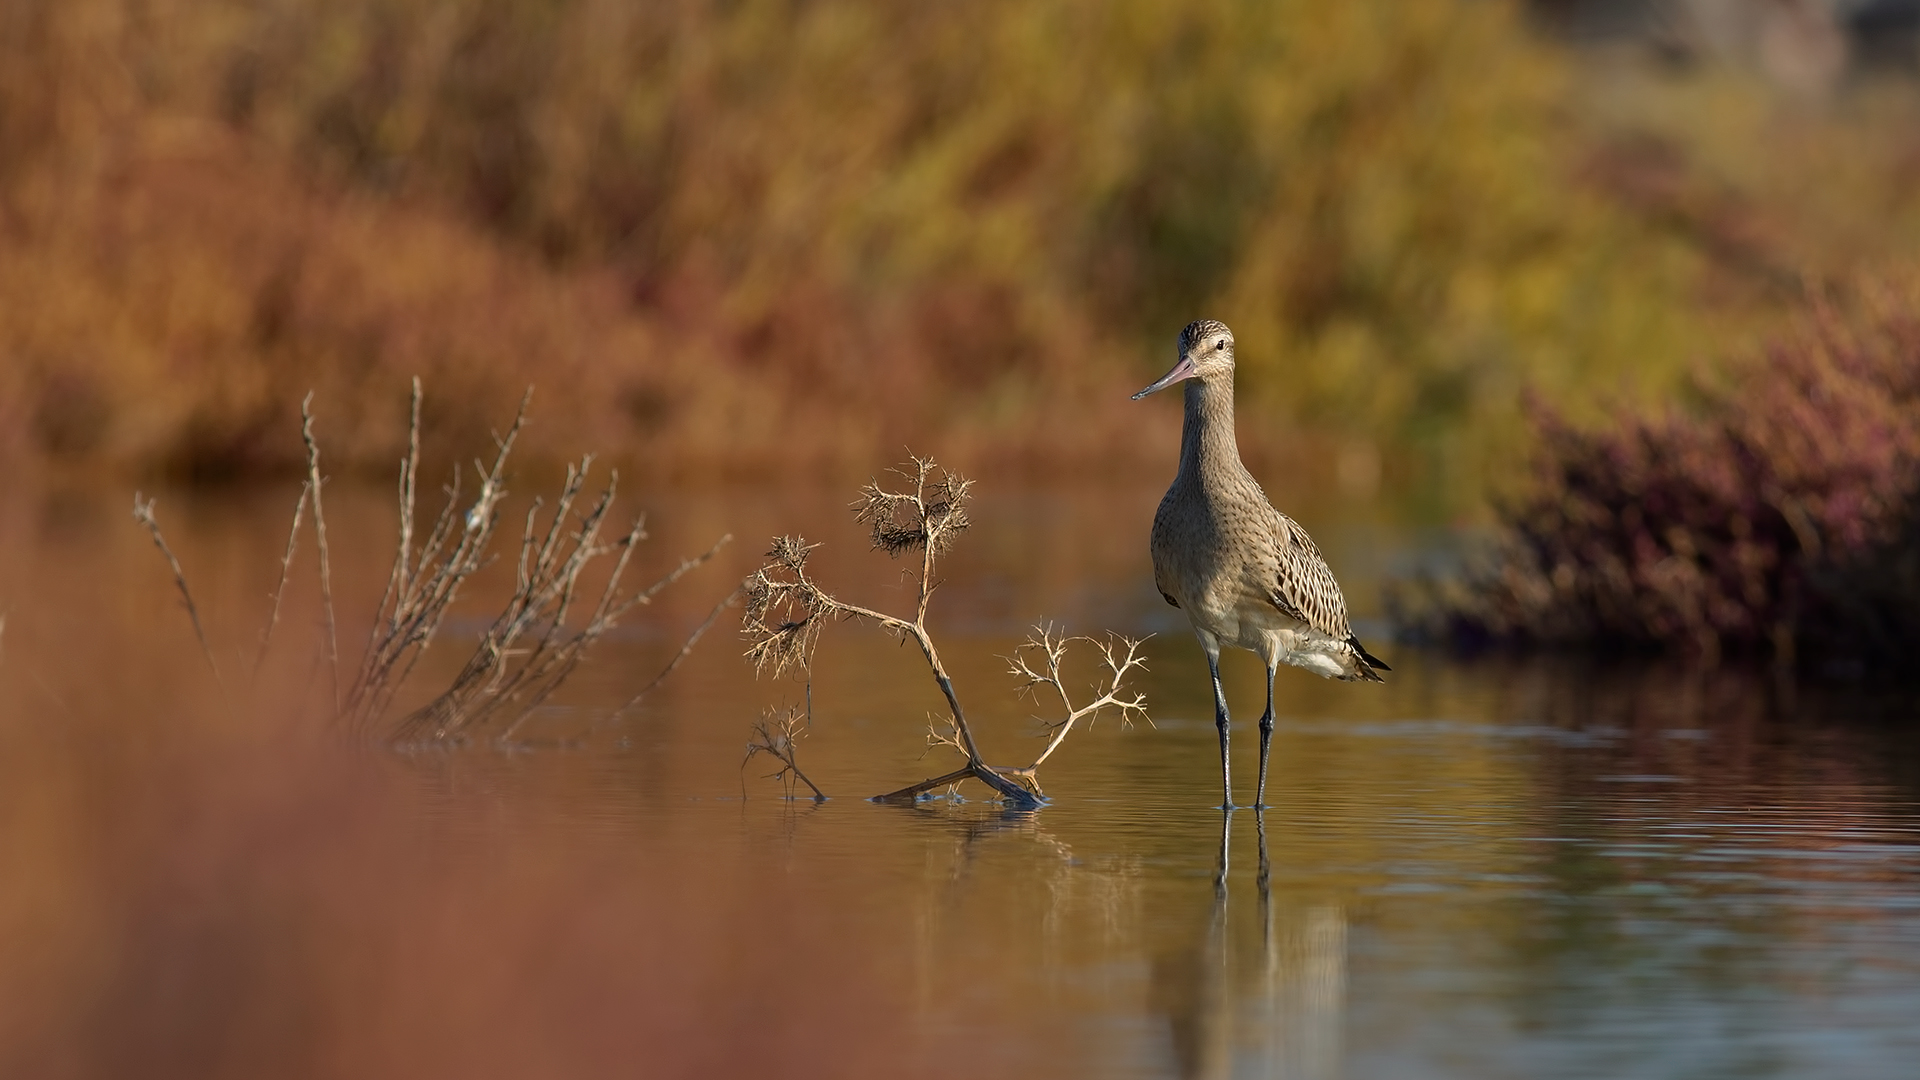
top-left (0, 129), bottom-right (1158, 481)
top-left (9, 0), bottom-right (1920, 492)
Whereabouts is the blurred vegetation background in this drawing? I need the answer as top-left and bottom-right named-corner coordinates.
top-left (5, 0), bottom-right (1920, 506)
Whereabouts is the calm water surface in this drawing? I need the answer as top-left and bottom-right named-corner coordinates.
top-left (1, 478), bottom-right (1916, 1079)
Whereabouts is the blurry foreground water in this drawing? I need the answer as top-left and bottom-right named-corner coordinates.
top-left (1, 477), bottom-right (1916, 1079)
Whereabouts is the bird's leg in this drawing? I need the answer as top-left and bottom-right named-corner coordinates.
top-left (1254, 660), bottom-right (1276, 809)
top-left (1207, 649), bottom-right (1233, 810)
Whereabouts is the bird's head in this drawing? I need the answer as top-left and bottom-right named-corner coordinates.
top-left (1131, 320), bottom-right (1235, 400)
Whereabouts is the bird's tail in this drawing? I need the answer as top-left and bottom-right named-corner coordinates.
top-left (1348, 635), bottom-right (1390, 682)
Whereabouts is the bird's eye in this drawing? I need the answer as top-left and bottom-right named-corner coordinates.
top-left (1215, 339), bottom-right (1226, 351)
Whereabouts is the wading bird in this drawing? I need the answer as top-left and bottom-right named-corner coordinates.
top-left (1134, 320), bottom-right (1388, 809)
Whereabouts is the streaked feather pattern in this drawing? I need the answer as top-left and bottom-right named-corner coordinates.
top-left (1146, 321), bottom-right (1387, 684)
top-left (1137, 319), bottom-right (1385, 806)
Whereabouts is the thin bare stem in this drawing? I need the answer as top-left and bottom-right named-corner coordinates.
top-left (743, 537), bottom-right (1035, 803)
top-left (606, 577), bottom-right (743, 723)
top-left (361, 377), bottom-right (422, 687)
top-left (744, 706), bottom-right (827, 800)
top-left (252, 480), bottom-right (309, 679)
top-left (348, 389), bottom-right (531, 734)
top-left (851, 456), bottom-right (969, 627)
top-left (129, 382), bottom-right (717, 744)
top-left (132, 494), bottom-right (222, 689)
top-left (869, 708), bottom-right (1047, 803)
top-left (301, 393), bottom-right (339, 717)
top-left (1008, 626), bottom-right (1152, 771)
top-left (390, 447), bottom-right (729, 746)
top-left (746, 459), bottom-right (1052, 809)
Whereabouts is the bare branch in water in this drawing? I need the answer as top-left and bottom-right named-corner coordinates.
top-left (744, 704), bottom-right (826, 801)
top-left (745, 458), bottom-right (1139, 808)
top-left (389, 444), bottom-right (732, 747)
top-left (390, 451), bottom-right (612, 743)
top-left (607, 577), bottom-right (743, 723)
top-left (852, 456), bottom-right (971, 625)
top-left (132, 494), bottom-right (222, 689)
top-left (363, 377), bottom-right (422, 684)
top-left (743, 517), bottom-right (1035, 805)
top-left (301, 393), bottom-right (339, 716)
top-left (741, 536), bottom-right (832, 680)
top-left (348, 388), bottom-right (529, 735)
top-left (1006, 624), bottom-right (1152, 771)
top-left (853, 456), bottom-right (971, 560)
top-left (138, 381), bottom-right (725, 744)
top-left (926, 711), bottom-right (966, 757)
top-left (252, 479), bottom-right (309, 679)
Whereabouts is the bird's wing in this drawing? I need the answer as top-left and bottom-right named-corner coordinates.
top-left (1265, 513), bottom-right (1353, 639)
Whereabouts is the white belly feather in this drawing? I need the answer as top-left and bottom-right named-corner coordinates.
top-left (1183, 582), bottom-right (1356, 680)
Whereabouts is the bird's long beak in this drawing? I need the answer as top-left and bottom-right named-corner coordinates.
top-left (1131, 354), bottom-right (1198, 399)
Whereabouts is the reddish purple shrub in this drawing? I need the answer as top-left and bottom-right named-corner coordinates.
top-left (1409, 300), bottom-right (1920, 668)
top-left (1805, 494), bottom-right (1920, 672)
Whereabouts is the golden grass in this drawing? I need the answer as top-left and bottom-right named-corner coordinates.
top-left (7, 0), bottom-right (1920, 501)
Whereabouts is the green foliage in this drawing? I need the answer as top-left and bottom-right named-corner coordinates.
top-left (5, 0), bottom-right (1919, 493)
top-left (238, 0), bottom-right (1710, 458)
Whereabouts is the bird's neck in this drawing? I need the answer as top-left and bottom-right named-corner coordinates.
top-left (1178, 376), bottom-right (1242, 483)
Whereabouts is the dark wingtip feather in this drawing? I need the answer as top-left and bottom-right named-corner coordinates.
top-left (1349, 635), bottom-right (1391, 676)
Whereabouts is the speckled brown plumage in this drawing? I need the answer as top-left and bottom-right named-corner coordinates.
top-left (1135, 319), bottom-right (1387, 808)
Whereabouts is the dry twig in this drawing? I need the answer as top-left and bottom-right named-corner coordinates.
top-left (388, 444), bottom-right (732, 746)
top-left (132, 494), bottom-right (222, 688)
top-left (300, 393), bottom-right (339, 714)
top-left (606, 581), bottom-right (744, 723)
top-left (743, 458), bottom-right (1148, 808)
top-left (133, 381), bottom-right (725, 744)
top-left (390, 455), bottom-right (632, 743)
top-left (1007, 624), bottom-right (1152, 771)
top-left (875, 625), bottom-right (1151, 802)
top-left (252, 479), bottom-right (310, 678)
top-left (744, 704), bottom-right (826, 800)
top-left (346, 387), bottom-right (531, 735)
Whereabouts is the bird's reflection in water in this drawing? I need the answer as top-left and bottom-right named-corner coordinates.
top-left (1152, 812), bottom-right (1346, 1080)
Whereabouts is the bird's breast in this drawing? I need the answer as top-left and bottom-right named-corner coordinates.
top-left (1150, 484), bottom-right (1279, 623)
